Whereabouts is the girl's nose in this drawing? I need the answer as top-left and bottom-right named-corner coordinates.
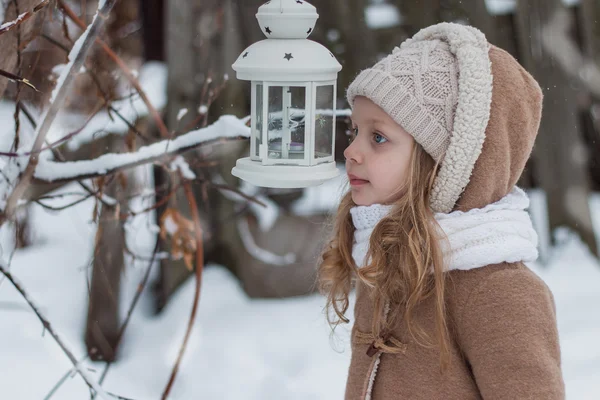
top-left (344, 138), bottom-right (363, 164)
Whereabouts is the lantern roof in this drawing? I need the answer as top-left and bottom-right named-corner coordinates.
top-left (232, 0), bottom-right (342, 81)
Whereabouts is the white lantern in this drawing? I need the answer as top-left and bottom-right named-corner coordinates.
top-left (231, 0), bottom-right (342, 188)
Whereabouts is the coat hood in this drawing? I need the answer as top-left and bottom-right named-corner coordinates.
top-left (453, 44), bottom-right (543, 212)
top-left (398, 23), bottom-right (543, 213)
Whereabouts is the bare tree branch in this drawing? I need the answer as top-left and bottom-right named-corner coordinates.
top-left (0, 0), bottom-right (50, 35)
top-left (3, 0), bottom-right (119, 221)
top-left (0, 261), bottom-right (115, 400)
top-left (94, 241), bottom-right (161, 396)
top-left (0, 67), bottom-right (38, 91)
top-left (16, 101), bottom-right (118, 209)
top-left (161, 178), bottom-right (205, 400)
top-left (57, 0), bottom-right (171, 139)
top-left (32, 115), bottom-right (249, 184)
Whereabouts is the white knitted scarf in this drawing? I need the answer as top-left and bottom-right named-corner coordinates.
top-left (350, 186), bottom-right (539, 270)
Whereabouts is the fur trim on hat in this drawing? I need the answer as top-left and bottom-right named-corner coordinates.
top-left (404, 23), bottom-right (494, 213)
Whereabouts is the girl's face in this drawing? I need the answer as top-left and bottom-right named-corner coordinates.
top-left (344, 96), bottom-right (415, 206)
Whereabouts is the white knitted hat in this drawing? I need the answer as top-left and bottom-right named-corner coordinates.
top-left (346, 23), bottom-right (493, 213)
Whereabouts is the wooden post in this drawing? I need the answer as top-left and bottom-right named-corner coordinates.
top-left (84, 0), bottom-right (144, 360)
top-left (85, 138), bottom-right (130, 362)
top-left (515, 0), bottom-right (599, 257)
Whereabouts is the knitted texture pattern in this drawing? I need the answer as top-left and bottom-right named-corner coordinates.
top-left (346, 40), bottom-right (459, 162)
top-left (349, 186), bottom-right (538, 270)
top-left (346, 23), bottom-right (494, 213)
top-left (349, 204), bottom-right (394, 268)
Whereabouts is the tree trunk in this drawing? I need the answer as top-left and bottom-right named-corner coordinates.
top-left (457, 0), bottom-right (497, 44)
top-left (578, 0), bottom-right (600, 191)
top-left (155, 0), bottom-right (228, 311)
top-left (515, 0), bottom-right (599, 257)
top-left (396, 0), bottom-right (441, 35)
top-left (494, 13), bottom-right (520, 59)
top-left (140, 0), bottom-right (165, 61)
top-left (85, 138), bottom-right (130, 362)
top-left (155, 0), bottom-right (198, 311)
top-left (84, 0), bottom-right (144, 360)
top-left (14, 207), bottom-right (31, 249)
top-left (579, 0), bottom-right (600, 64)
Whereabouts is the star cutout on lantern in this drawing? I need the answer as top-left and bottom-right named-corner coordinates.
top-left (307, 27), bottom-right (312, 35)
top-left (265, 27), bottom-right (272, 34)
top-left (243, 52), bottom-right (249, 58)
top-left (284, 53), bottom-right (294, 61)
top-left (296, 0), bottom-right (303, 4)
top-left (329, 52), bottom-right (334, 57)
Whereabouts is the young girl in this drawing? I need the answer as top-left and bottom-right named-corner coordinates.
top-left (318, 23), bottom-right (565, 399)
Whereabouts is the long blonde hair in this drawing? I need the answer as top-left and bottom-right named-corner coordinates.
top-left (318, 142), bottom-right (451, 368)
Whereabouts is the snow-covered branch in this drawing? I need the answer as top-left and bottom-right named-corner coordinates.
top-left (47, 62), bottom-right (168, 151)
top-left (57, 0), bottom-right (171, 140)
top-left (2, 0), bottom-right (118, 219)
top-left (0, 0), bottom-right (50, 35)
top-left (34, 115), bottom-right (251, 183)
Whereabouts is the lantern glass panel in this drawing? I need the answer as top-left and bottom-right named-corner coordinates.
top-left (267, 85), bottom-right (306, 161)
top-left (314, 85), bottom-right (334, 160)
top-left (254, 83), bottom-right (263, 159)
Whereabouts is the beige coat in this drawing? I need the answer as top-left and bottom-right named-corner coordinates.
top-left (344, 45), bottom-right (565, 399)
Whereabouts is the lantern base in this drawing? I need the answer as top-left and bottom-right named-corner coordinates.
top-left (231, 157), bottom-right (340, 188)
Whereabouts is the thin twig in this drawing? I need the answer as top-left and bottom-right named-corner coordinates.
top-left (40, 32), bottom-right (70, 52)
top-left (0, 68), bottom-right (38, 91)
top-left (57, 0), bottom-right (170, 139)
top-left (34, 193), bottom-right (94, 211)
top-left (3, 0), bottom-right (119, 221)
top-left (161, 180), bottom-right (205, 399)
top-left (94, 240), bottom-right (161, 395)
top-left (0, 262), bottom-right (113, 399)
top-left (0, 102), bottom-right (105, 157)
top-left (11, 0), bottom-right (22, 152)
top-left (43, 355), bottom-right (90, 400)
top-left (209, 182), bottom-right (267, 208)
top-left (37, 191), bottom-right (91, 200)
top-left (39, 33), bottom-right (152, 143)
top-left (0, 0), bottom-right (51, 35)
top-left (181, 74), bottom-right (228, 133)
top-left (17, 101), bottom-right (117, 208)
top-left (125, 182), bottom-right (184, 218)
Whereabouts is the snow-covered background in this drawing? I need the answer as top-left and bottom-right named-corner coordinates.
top-left (0, 169), bottom-right (599, 399)
top-left (0, 1), bottom-right (598, 397)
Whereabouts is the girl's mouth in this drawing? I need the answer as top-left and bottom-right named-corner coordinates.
top-left (348, 174), bottom-right (369, 186)
top-left (350, 179), bottom-right (369, 186)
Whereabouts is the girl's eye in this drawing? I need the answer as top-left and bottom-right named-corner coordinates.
top-left (373, 133), bottom-right (388, 144)
top-left (348, 127), bottom-right (358, 143)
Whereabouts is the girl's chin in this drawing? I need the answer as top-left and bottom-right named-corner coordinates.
top-left (351, 193), bottom-right (376, 207)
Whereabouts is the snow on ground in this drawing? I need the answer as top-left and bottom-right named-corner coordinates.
top-left (0, 177), bottom-right (599, 399)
